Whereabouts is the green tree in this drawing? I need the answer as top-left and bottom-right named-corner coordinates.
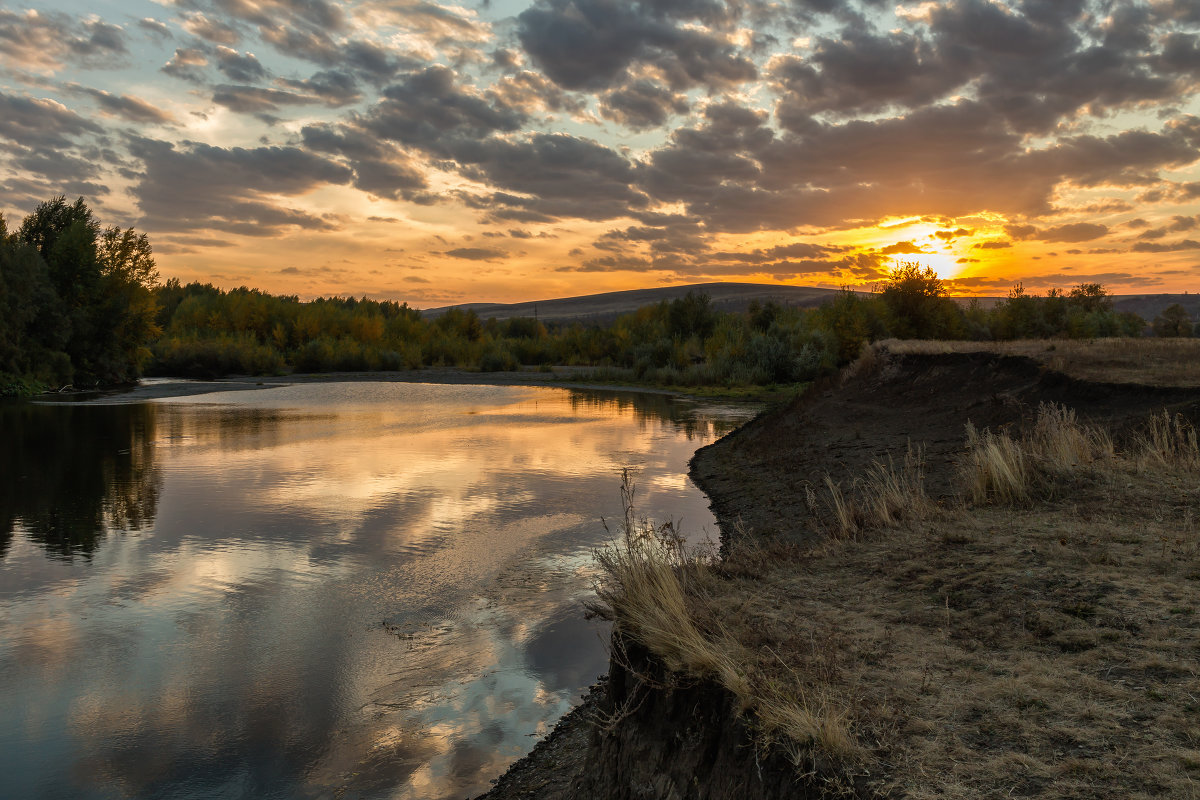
top-left (879, 262), bottom-right (963, 339)
top-left (11, 197), bottom-right (160, 385)
top-left (1153, 303), bottom-right (1193, 337)
top-left (667, 291), bottom-right (717, 340)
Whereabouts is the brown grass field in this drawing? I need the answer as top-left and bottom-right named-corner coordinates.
top-left (594, 339), bottom-right (1200, 798)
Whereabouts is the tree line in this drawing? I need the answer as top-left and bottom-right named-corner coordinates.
top-left (2, 197), bottom-right (1196, 397)
top-left (1, 197), bottom-right (158, 395)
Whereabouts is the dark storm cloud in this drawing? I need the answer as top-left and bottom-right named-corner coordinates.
top-left (517, 0), bottom-right (755, 90)
top-left (0, 9), bottom-right (128, 72)
top-left (599, 80), bottom-right (689, 129)
top-left (126, 137), bottom-right (354, 236)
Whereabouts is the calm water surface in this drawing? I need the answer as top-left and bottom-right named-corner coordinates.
top-left (0, 382), bottom-right (757, 800)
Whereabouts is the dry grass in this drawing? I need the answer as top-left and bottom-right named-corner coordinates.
top-left (1139, 410), bottom-right (1200, 471)
top-left (703, 420), bottom-right (1200, 797)
top-left (591, 471), bottom-right (858, 765)
top-left (876, 336), bottom-right (1200, 387)
top-left (823, 447), bottom-right (933, 537)
top-left (963, 402), bottom-right (1116, 504)
top-left (598, 399), bottom-right (1200, 797)
top-left (963, 422), bottom-right (1029, 504)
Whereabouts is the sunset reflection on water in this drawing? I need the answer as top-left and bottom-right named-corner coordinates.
top-left (0, 382), bottom-right (757, 799)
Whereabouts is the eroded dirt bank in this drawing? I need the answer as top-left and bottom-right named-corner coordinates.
top-left (480, 349), bottom-right (1200, 800)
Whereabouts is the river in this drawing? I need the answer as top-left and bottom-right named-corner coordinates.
top-left (0, 381), bottom-right (757, 800)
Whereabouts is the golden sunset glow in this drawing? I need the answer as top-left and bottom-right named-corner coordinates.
top-left (1, 1), bottom-right (1198, 303)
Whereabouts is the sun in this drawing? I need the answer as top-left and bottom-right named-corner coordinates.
top-left (888, 251), bottom-right (964, 281)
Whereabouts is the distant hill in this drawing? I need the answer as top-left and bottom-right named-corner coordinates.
top-left (423, 283), bottom-right (1200, 325)
top-left (421, 282), bottom-right (858, 323)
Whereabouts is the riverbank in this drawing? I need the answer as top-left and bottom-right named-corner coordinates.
top-left (477, 338), bottom-right (1200, 799)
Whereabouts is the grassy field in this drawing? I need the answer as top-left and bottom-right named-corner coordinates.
top-left (592, 339), bottom-right (1200, 798)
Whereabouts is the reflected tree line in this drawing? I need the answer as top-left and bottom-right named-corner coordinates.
top-left (0, 403), bottom-right (161, 561)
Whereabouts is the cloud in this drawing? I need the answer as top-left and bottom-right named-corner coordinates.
top-left (138, 18), bottom-right (172, 39)
top-left (300, 122), bottom-right (428, 200)
top-left (162, 48), bottom-right (208, 82)
top-left (517, 0), bottom-right (754, 91)
top-left (127, 137), bottom-right (354, 236)
top-left (444, 247), bottom-right (506, 260)
top-left (879, 240), bottom-right (929, 255)
top-left (180, 11), bottom-right (240, 45)
top-left (0, 91), bottom-right (103, 148)
top-left (1131, 239), bottom-right (1200, 253)
top-left (0, 9), bottom-right (128, 73)
top-left (1005, 222), bottom-right (1110, 242)
top-left (213, 46), bottom-right (267, 83)
top-left (599, 80), bottom-right (689, 130)
top-left (74, 87), bottom-right (176, 124)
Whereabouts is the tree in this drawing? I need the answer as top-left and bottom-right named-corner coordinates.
top-left (1153, 303), bottom-right (1193, 337)
top-left (8, 197), bottom-right (161, 385)
top-left (1067, 283), bottom-right (1112, 314)
top-left (879, 262), bottom-right (963, 339)
top-left (667, 291), bottom-right (716, 340)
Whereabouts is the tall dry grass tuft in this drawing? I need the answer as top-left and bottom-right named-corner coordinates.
top-left (592, 469), bottom-right (857, 761)
top-left (963, 421), bottom-right (1029, 504)
top-left (591, 470), bottom-right (748, 694)
top-left (823, 446), bottom-right (932, 537)
top-left (1029, 402), bottom-right (1113, 470)
top-left (964, 404), bottom-right (1199, 505)
top-left (1138, 411), bottom-right (1200, 470)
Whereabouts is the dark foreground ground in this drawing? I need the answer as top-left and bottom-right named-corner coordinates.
top-left (477, 342), bottom-right (1200, 799)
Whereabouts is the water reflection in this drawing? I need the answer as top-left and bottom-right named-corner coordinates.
top-left (0, 402), bottom-right (162, 561)
top-left (0, 383), bottom-right (757, 799)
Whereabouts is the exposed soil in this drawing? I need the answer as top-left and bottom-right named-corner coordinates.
top-left (692, 350), bottom-right (1200, 543)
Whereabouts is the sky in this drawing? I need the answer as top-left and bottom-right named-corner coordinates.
top-left (1, 0), bottom-right (1199, 306)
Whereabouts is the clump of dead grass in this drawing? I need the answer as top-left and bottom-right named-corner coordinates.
top-left (965, 403), bottom-right (1200, 506)
top-left (590, 469), bottom-right (859, 763)
top-left (1138, 410), bottom-right (1200, 471)
top-left (823, 447), bottom-right (933, 538)
top-left (963, 403), bottom-right (1116, 504)
top-left (963, 422), bottom-right (1029, 504)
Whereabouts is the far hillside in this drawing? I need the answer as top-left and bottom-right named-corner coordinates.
top-left (424, 283), bottom-right (1199, 325)
top-left (421, 283), bottom-right (856, 322)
